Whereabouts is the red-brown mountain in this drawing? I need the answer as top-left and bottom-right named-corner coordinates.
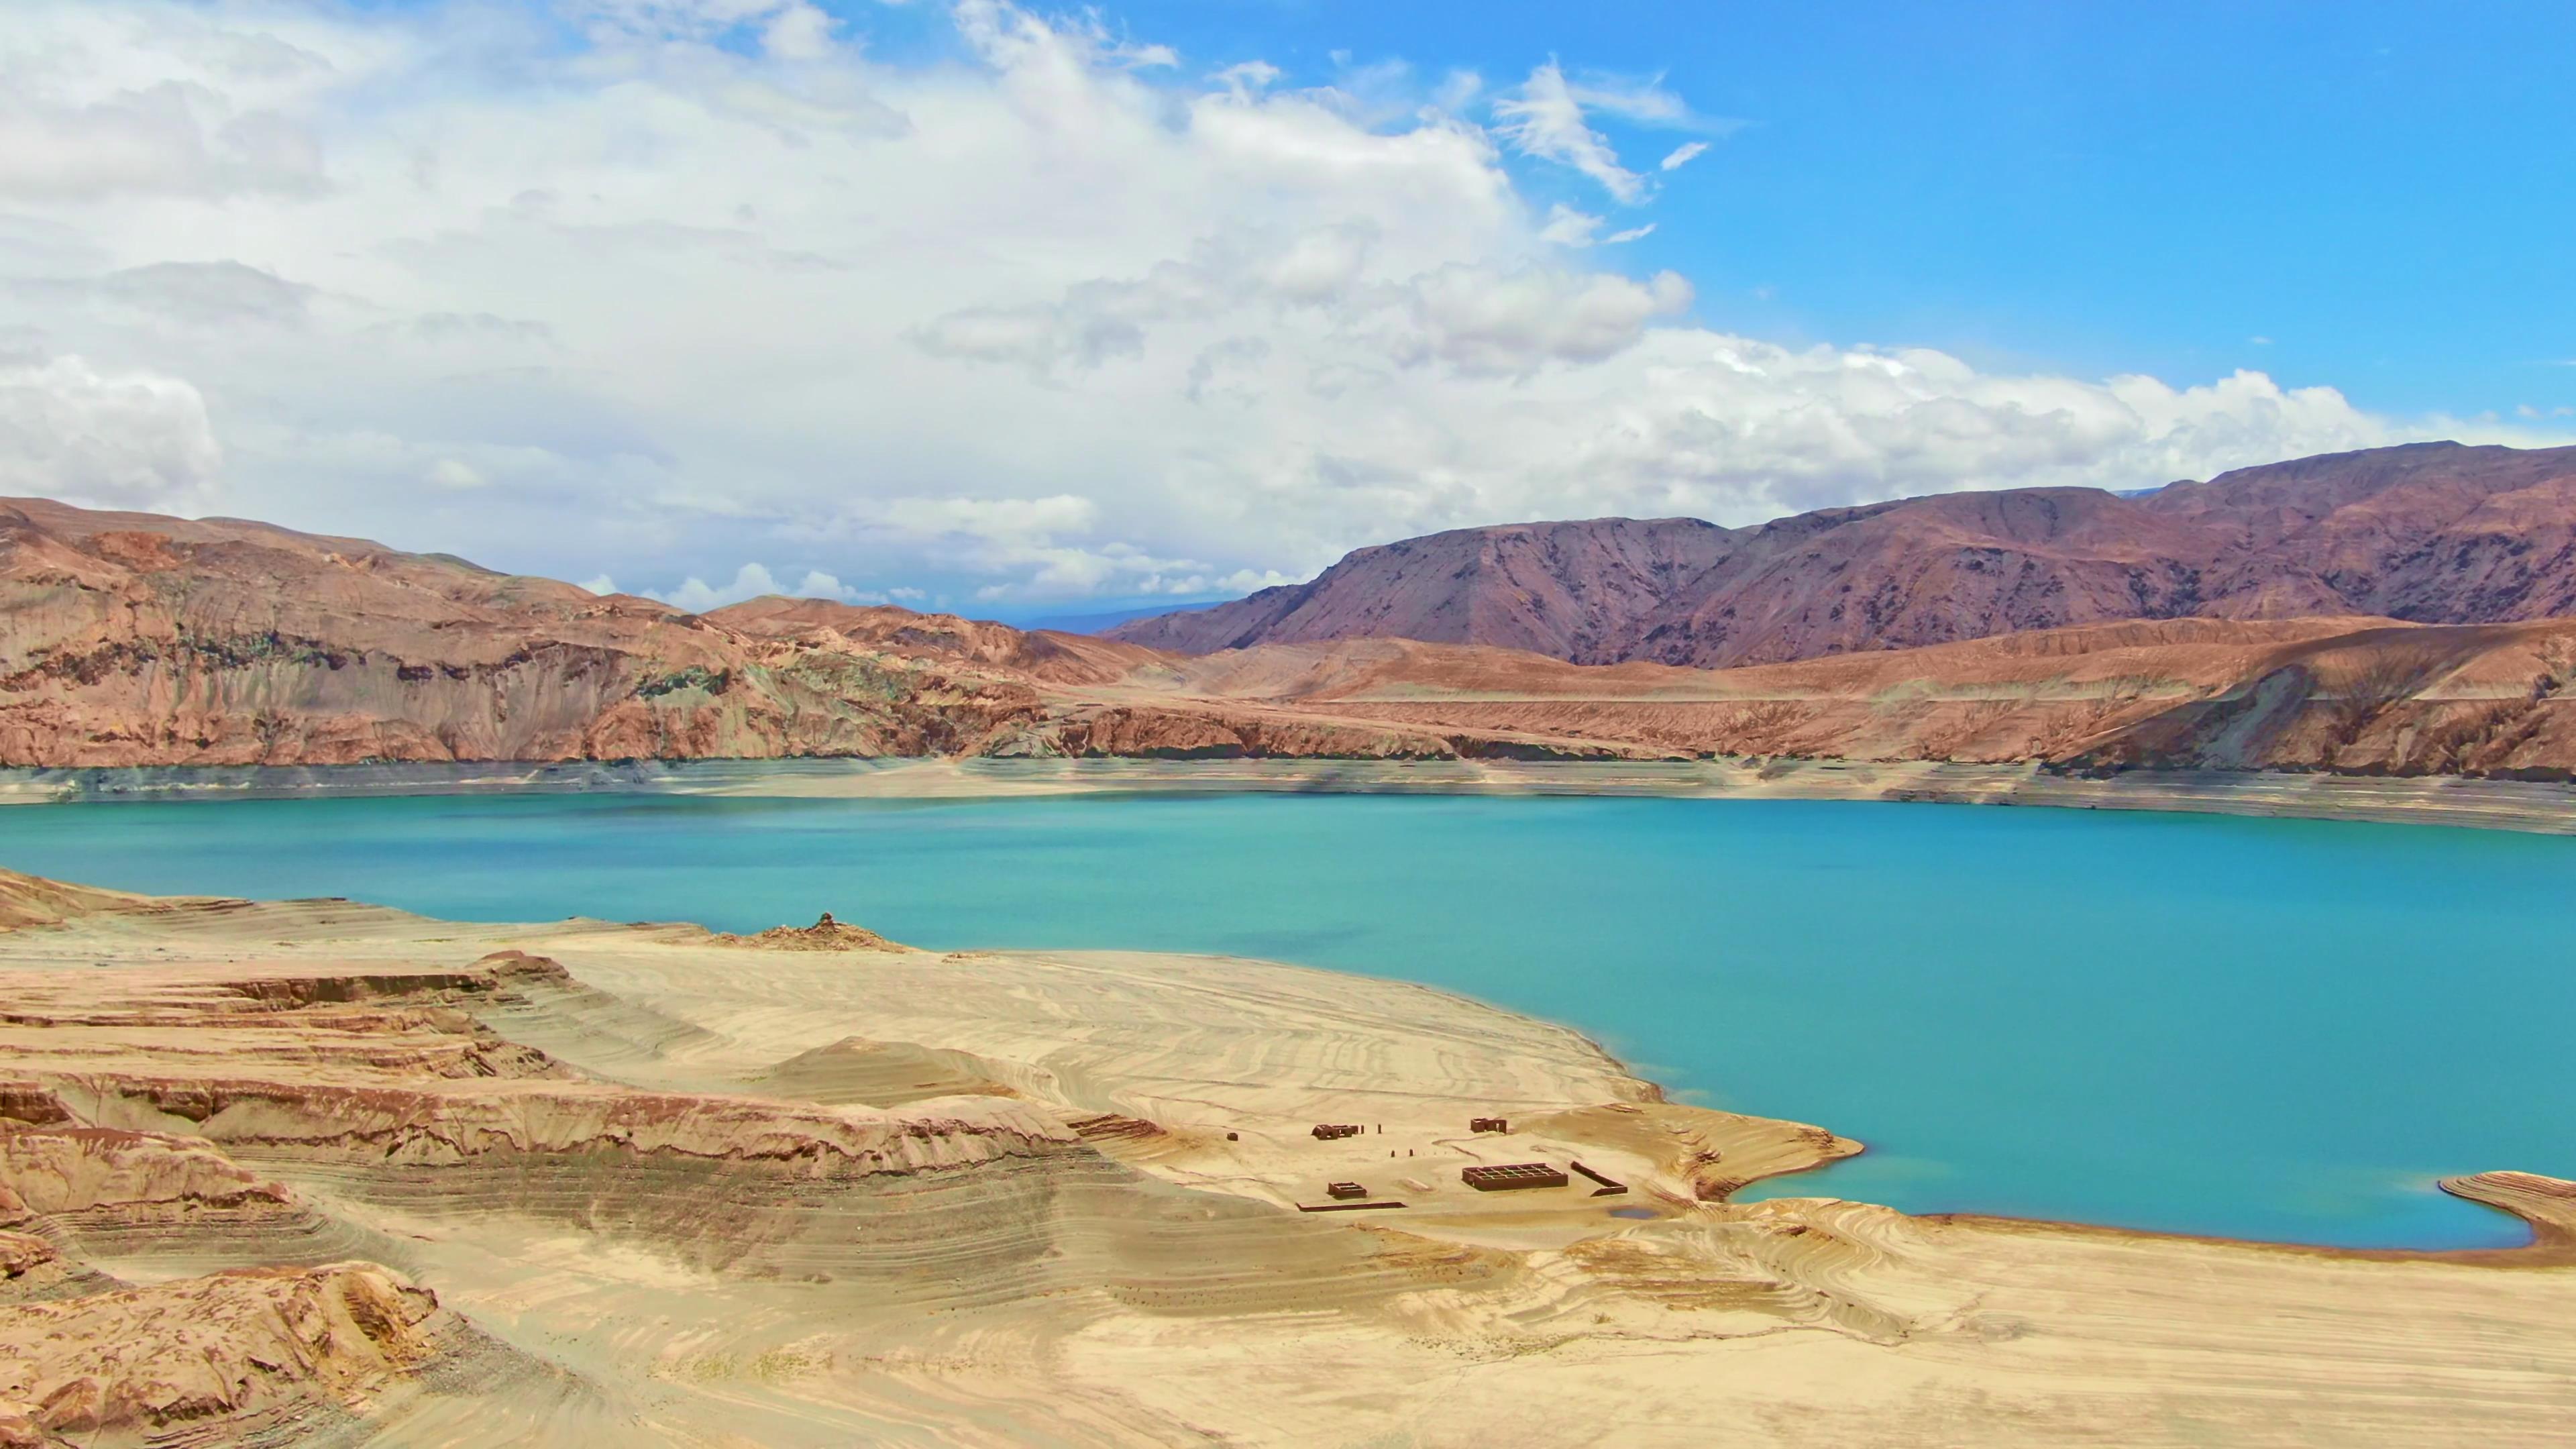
top-left (1108, 442), bottom-right (2576, 667)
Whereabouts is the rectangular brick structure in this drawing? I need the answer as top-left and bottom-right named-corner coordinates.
top-left (1461, 1163), bottom-right (1568, 1191)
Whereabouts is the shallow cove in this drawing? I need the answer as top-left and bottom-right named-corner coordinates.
top-left (7, 790), bottom-right (2570, 1249)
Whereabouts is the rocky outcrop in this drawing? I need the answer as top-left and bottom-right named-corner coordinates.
top-left (712, 913), bottom-right (902, 952)
top-left (0, 1125), bottom-right (296, 1222)
top-left (710, 596), bottom-right (1164, 686)
top-left (0, 1263), bottom-right (445, 1444)
top-left (1112, 442), bottom-right (2576, 667)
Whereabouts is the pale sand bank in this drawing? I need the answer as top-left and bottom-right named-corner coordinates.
top-left (2, 872), bottom-right (2573, 1445)
top-left (7, 756), bottom-right (2576, 833)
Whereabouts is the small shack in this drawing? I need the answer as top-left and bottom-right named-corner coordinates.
top-left (1311, 1123), bottom-right (1362, 1140)
top-left (1470, 1117), bottom-right (1508, 1134)
top-left (1461, 1163), bottom-right (1569, 1192)
top-left (1326, 1181), bottom-right (1368, 1200)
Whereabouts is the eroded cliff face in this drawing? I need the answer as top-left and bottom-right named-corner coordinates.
top-left (1131, 616), bottom-right (2576, 779)
top-left (0, 499), bottom-right (1059, 766)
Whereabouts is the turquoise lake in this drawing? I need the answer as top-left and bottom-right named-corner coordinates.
top-left (5, 790), bottom-right (2569, 1250)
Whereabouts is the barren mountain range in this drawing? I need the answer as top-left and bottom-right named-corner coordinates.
top-left (1110, 441), bottom-right (2576, 667)
top-left (5, 440), bottom-right (2576, 780)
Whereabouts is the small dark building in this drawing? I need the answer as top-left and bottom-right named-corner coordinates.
top-left (1461, 1163), bottom-right (1570, 1191)
top-left (1311, 1123), bottom-right (1362, 1140)
top-left (1470, 1117), bottom-right (1508, 1134)
top-left (1326, 1181), bottom-right (1368, 1200)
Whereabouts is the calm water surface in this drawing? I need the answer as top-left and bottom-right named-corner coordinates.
top-left (7, 791), bottom-right (2569, 1250)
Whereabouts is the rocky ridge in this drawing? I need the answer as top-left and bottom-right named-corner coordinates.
top-left (1112, 441), bottom-right (2576, 667)
top-left (10, 474), bottom-right (2576, 784)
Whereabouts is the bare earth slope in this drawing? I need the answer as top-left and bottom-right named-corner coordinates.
top-left (2, 867), bottom-right (2573, 1446)
top-left (1112, 441), bottom-right (2576, 667)
top-left (1106, 615), bottom-right (2576, 777)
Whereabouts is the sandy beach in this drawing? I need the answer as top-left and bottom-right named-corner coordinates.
top-left (2, 868), bottom-right (2572, 1445)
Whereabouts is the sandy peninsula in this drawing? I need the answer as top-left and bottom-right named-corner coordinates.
top-left (1, 867), bottom-right (2571, 1446)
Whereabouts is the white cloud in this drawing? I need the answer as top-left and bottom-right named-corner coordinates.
top-left (0, 0), bottom-right (2560, 612)
top-left (0, 354), bottom-right (221, 511)
top-left (1385, 266), bottom-right (1693, 374)
top-left (1537, 205), bottom-right (1605, 248)
top-left (1660, 141), bottom-right (1709, 171)
top-left (644, 561), bottom-right (888, 612)
top-left (1493, 62), bottom-right (1644, 203)
top-left (425, 458), bottom-right (487, 490)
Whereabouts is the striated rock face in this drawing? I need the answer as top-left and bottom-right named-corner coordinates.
top-left (1133, 616), bottom-right (2576, 777)
top-left (1112, 441), bottom-right (2576, 667)
top-left (0, 1125), bottom-right (295, 1222)
top-left (0, 498), bottom-right (1057, 766)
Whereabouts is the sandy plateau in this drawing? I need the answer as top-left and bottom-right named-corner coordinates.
top-left (0, 867), bottom-right (2572, 1446)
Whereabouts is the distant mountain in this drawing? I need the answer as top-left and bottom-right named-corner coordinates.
top-left (1108, 442), bottom-right (2576, 667)
top-left (11, 445), bottom-right (2576, 777)
top-left (1108, 517), bottom-right (1735, 660)
top-left (1016, 601), bottom-right (1229, 635)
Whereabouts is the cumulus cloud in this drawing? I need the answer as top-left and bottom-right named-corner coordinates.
top-left (645, 561), bottom-right (886, 613)
top-left (0, 355), bottom-right (221, 510)
top-left (0, 0), bottom-right (2559, 612)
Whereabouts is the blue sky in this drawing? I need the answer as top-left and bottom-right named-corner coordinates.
top-left (4, 0), bottom-right (2568, 614)
top-left (935, 0), bottom-right (2572, 422)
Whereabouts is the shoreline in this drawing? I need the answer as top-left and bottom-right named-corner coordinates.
top-left (8, 869), bottom-right (2576, 1440)
top-left (1, 865), bottom-right (2561, 1261)
top-left (7, 755), bottom-right (2576, 833)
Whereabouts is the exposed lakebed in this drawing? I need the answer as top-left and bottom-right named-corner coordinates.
top-left (9, 789), bottom-right (2569, 1248)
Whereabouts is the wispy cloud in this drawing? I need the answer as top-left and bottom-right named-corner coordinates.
top-left (1659, 141), bottom-right (1709, 171)
top-left (1493, 62), bottom-right (1646, 202)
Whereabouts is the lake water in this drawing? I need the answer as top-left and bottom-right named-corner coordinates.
top-left (7, 790), bottom-right (2569, 1249)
